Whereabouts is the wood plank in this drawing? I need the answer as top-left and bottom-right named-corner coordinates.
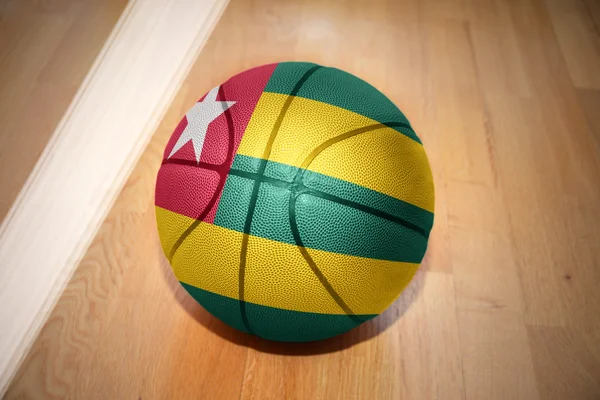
top-left (464, 0), bottom-right (531, 97)
top-left (475, 0), bottom-right (600, 396)
top-left (577, 89), bottom-right (600, 146)
top-left (425, 19), bottom-right (496, 187)
top-left (424, 13), bottom-right (540, 398)
top-left (0, 0), bottom-right (127, 223)
top-left (447, 181), bottom-right (539, 400)
top-left (582, 0), bottom-right (600, 30)
top-left (528, 326), bottom-right (600, 400)
top-left (499, 0), bottom-right (600, 328)
top-left (545, 0), bottom-right (600, 89)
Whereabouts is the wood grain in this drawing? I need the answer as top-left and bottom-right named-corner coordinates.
top-left (5, 0), bottom-right (600, 398)
top-left (0, 0), bottom-right (127, 223)
top-left (577, 89), bottom-right (600, 145)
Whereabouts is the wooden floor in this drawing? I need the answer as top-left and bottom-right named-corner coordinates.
top-left (0, 1), bottom-right (127, 381)
top-left (5, 0), bottom-right (600, 398)
top-left (0, 0), bottom-right (128, 223)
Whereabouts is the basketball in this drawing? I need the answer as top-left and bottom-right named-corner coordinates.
top-left (155, 62), bottom-right (434, 342)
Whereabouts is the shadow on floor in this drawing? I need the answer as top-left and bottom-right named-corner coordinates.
top-left (159, 244), bottom-right (427, 355)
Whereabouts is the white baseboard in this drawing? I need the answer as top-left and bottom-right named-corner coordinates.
top-left (0, 0), bottom-right (229, 394)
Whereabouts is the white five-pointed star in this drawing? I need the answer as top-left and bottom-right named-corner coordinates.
top-left (168, 86), bottom-right (236, 162)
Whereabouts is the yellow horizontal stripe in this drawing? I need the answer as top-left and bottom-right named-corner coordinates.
top-left (156, 206), bottom-right (419, 315)
top-left (237, 92), bottom-right (434, 212)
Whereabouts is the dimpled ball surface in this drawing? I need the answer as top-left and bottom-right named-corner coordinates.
top-left (155, 62), bottom-right (434, 342)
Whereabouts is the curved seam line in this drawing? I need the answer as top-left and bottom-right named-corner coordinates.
top-left (238, 65), bottom-right (323, 333)
top-left (228, 168), bottom-right (429, 239)
top-left (167, 84), bottom-right (236, 262)
top-left (260, 91), bottom-right (421, 144)
top-left (287, 122), bottom-right (418, 321)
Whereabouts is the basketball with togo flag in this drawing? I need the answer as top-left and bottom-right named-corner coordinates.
top-left (155, 62), bottom-right (435, 342)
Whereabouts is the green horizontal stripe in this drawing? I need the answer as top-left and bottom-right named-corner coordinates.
top-left (265, 62), bottom-right (421, 143)
top-left (181, 282), bottom-right (375, 342)
top-left (232, 154), bottom-right (434, 233)
top-left (214, 155), bottom-right (431, 263)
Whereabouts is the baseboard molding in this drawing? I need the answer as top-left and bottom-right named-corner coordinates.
top-left (0, 0), bottom-right (229, 393)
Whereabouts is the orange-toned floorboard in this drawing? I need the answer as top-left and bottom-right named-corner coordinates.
top-left (6, 0), bottom-right (600, 398)
top-left (0, 0), bottom-right (128, 223)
